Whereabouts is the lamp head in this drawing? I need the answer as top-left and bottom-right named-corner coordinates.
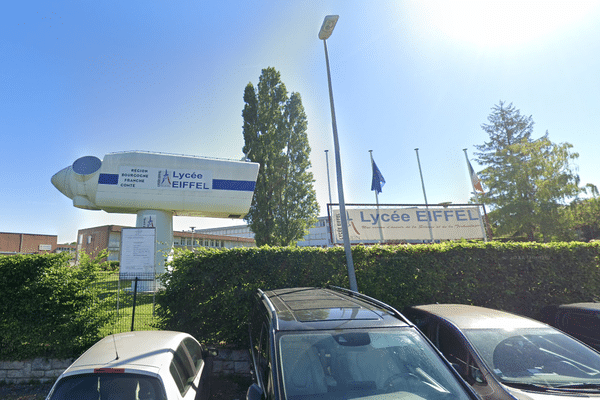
top-left (319, 15), bottom-right (339, 40)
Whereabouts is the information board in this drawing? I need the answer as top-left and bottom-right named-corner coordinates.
top-left (329, 204), bottom-right (487, 244)
top-left (120, 227), bottom-right (156, 280)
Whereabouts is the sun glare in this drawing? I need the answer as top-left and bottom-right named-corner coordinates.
top-left (419, 0), bottom-right (599, 47)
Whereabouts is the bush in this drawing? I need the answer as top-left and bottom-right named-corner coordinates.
top-left (155, 246), bottom-right (348, 346)
top-left (155, 241), bottom-right (600, 346)
top-left (0, 253), bottom-right (115, 359)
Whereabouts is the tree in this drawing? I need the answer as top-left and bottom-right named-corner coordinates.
top-left (242, 67), bottom-right (319, 246)
top-left (474, 101), bottom-right (582, 241)
top-left (563, 185), bottom-right (600, 241)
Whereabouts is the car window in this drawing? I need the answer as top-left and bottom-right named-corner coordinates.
top-left (258, 321), bottom-right (272, 392)
top-left (250, 300), bottom-right (272, 393)
top-left (183, 337), bottom-right (204, 372)
top-left (405, 311), bottom-right (430, 334)
top-left (564, 311), bottom-right (600, 339)
top-left (170, 353), bottom-right (189, 394)
top-left (277, 328), bottom-right (473, 400)
top-left (434, 323), bottom-right (486, 385)
top-left (170, 343), bottom-right (197, 396)
top-left (463, 327), bottom-right (600, 387)
top-left (48, 373), bottom-right (166, 400)
top-left (438, 324), bottom-right (469, 373)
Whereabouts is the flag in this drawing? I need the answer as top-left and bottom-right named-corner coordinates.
top-left (467, 158), bottom-right (484, 193)
top-left (371, 160), bottom-right (386, 193)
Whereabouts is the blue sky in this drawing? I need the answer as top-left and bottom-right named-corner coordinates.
top-left (2, 1), bottom-right (600, 243)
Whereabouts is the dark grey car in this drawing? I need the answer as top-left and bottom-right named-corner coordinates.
top-left (247, 287), bottom-right (480, 400)
top-left (540, 302), bottom-right (600, 352)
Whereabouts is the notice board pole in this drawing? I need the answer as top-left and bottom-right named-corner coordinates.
top-left (131, 277), bottom-right (138, 332)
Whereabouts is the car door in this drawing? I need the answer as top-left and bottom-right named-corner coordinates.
top-left (168, 337), bottom-right (210, 400)
top-left (436, 320), bottom-right (516, 400)
top-left (412, 313), bottom-right (497, 399)
top-left (181, 337), bottom-right (211, 400)
top-left (249, 302), bottom-right (276, 399)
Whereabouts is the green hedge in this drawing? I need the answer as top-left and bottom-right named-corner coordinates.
top-left (155, 242), bottom-right (600, 346)
top-left (0, 253), bottom-right (115, 360)
top-left (3, 242), bottom-right (598, 359)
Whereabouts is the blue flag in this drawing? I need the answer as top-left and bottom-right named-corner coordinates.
top-left (371, 160), bottom-right (386, 193)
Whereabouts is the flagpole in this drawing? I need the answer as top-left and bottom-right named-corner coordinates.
top-left (369, 150), bottom-right (384, 243)
top-left (415, 148), bottom-right (434, 243)
top-left (463, 148), bottom-right (488, 241)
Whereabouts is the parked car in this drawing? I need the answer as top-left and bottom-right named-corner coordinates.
top-left (45, 330), bottom-right (216, 400)
top-left (539, 302), bottom-right (600, 352)
top-left (404, 304), bottom-right (600, 400)
top-left (247, 287), bottom-right (480, 400)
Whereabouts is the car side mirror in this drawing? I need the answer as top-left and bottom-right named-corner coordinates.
top-left (202, 347), bottom-right (218, 358)
top-left (472, 368), bottom-right (485, 384)
top-left (246, 383), bottom-right (263, 400)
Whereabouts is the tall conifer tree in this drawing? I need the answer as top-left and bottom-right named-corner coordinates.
top-left (474, 101), bottom-right (581, 240)
top-left (242, 67), bottom-right (318, 246)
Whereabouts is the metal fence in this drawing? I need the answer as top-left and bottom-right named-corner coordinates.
top-left (93, 272), bottom-right (161, 335)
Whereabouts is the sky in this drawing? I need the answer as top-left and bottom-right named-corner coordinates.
top-left (2, 0), bottom-right (600, 244)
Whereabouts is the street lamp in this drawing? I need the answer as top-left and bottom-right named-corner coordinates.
top-left (319, 15), bottom-right (358, 292)
top-left (190, 226), bottom-right (195, 251)
top-left (324, 150), bottom-right (333, 206)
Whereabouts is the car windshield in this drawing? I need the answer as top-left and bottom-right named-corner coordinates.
top-left (47, 373), bottom-right (166, 400)
top-left (463, 327), bottom-right (600, 388)
top-left (278, 328), bottom-right (472, 400)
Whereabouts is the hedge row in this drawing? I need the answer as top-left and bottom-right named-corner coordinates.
top-left (0, 253), bottom-right (114, 360)
top-left (155, 241), bottom-right (600, 346)
top-left (2, 242), bottom-right (598, 359)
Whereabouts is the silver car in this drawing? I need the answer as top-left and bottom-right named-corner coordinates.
top-left (45, 330), bottom-right (215, 400)
top-left (405, 304), bottom-right (600, 400)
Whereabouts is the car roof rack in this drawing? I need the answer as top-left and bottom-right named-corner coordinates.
top-left (257, 288), bottom-right (279, 331)
top-left (327, 285), bottom-right (412, 325)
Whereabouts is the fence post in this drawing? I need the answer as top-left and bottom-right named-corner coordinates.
top-left (131, 277), bottom-right (138, 331)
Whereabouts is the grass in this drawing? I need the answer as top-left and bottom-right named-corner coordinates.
top-left (88, 272), bottom-right (161, 336)
top-left (99, 293), bottom-right (160, 336)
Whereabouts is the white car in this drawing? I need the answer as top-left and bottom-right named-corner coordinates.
top-left (45, 330), bottom-right (215, 400)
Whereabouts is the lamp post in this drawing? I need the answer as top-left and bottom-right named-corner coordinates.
top-left (319, 15), bottom-right (358, 292)
top-left (324, 150), bottom-right (333, 206)
top-left (190, 226), bottom-right (195, 251)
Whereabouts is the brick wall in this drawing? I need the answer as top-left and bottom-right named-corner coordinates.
top-left (0, 359), bottom-right (73, 384)
top-left (0, 232), bottom-right (57, 254)
top-left (212, 348), bottom-right (251, 376)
